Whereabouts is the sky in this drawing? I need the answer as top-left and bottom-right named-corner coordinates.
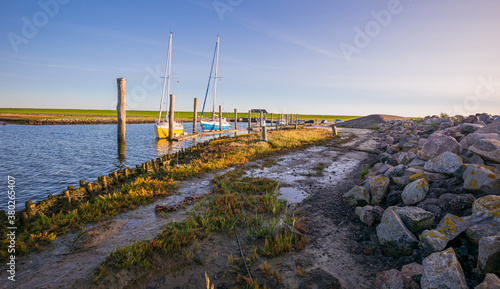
top-left (1, 0), bottom-right (500, 117)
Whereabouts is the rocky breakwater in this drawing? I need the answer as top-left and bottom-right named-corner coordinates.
top-left (342, 113), bottom-right (500, 288)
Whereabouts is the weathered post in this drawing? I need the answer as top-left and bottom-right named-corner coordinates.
top-left (260, 111), bottom-right (263, 127)
top-left (219, 105), bottom-right (223, 131)
top-left (264, 113), bottom-right (267, 127)
top-left (248, 110), bottom-right (252, 129)
top-left (296, 114), bottom-right (298, 124)
top-left (168, 94), bottom-right (175, 141)
top-left (117, 78), bottom-right (126, 158)
top-left (262, 126), bottom-right (267, 142)
top-left (271, 113), bottom-right (273, 127)
top-left (193, 98), bottom-right (198, 134)
top-left (332, 125), bottom-right (338, 136)
top-left (234, 108), bottom-right (237, 129)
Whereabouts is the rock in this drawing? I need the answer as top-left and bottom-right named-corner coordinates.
top-left (369, 176), bottom-right (390, 205)
top-left (460, 133), bottom-right (499, 150)
top-left (469, 138), bottom-right (500, 163)
top-left (402, 142), bottom-right (416, 152)
top-left (416, 201), bottom-right (444, 223)
top-left (343, 185), bottom-right (370, 207)
top-left (475, 273), bottom-right (500, 289)
top-left (476, 122), bottom-right (500, 134)
top-left (357, 205), bottom-right (384, 226)
top-left (437, 193), bottom-right (475, 217)
top-left (473, 195), bottom-right (500, 214)
top-left (419, 214), bottom-right (471, 252)
top-left (420, 248), bottom-right (468, 289)
top-left (417, 133), bottom-right (462, 161)
top-left (463, 115), bottom-right (480, 124)
top-left (401, 263), bottom-right (424, 281)
top-left (386, 190), bottom-right (403, 206)
top-left (461, 150), bottom-right (486, 165)
top-left (387, 144), bottom-right (400, 154)
top-left (462, 164), bottom-right (500, 194)
top-left (478, 235), bottom-right (500, 273)
top-left (402, 178), bottom-right (429, 206)
top-left (393, 176), bottom-right (411, 187)
top-left (392, 206), bottom-right (435, 233)
top-left (465, 196), bottom-right (500, 244)
top-left (396, 152), bottom-right (410, 165)
top-left (375, 269), bottom-right (419, 289)
top-left (424, 151), bottom-right (463, 175)
top-left (376, 207), bottom-right (419, 256)
top-left (384, 164), bottom-right (406, 178)
top-left (408, 158), bottom-right (426, 167)
top-left (459, 123), bottom-right (484, 135)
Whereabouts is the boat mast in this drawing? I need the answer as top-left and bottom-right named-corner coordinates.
top-left (165, 31), bottom-right (173, 122)
top-left (158, 31), bottom-right (173, 124)
top-left (212, 35), bottom-right (219, 121)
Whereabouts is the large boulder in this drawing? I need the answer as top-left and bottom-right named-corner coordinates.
top-left (460, 133), bottom-right (499, 150)
top-left (462, 164), bottom-right (500, 194)
top-left (459, 123), bottom-right (484, 135)
top-left (392, 206), bottom-right (435, 233)
top-left (368, 176), bottom-right (390, 205)
top-left (469, 138), bottom-right (500, 163)
top-left (420, 248), bottom-right (468, 289)
top-left (376, 207), bottom-right (419, 256)
top-left (478, 235), bottom-right (500, 274)
top-left (402, 178), bottom-right (429, 206)
top-left (355, 205), bottom-right (384, 226)
top-left (343, 186), bottom-right (370, 207)
top-left (473, 195), bottom-right (500, 213)
top-left (476, 121), bottom-right (500, 134)
top-left (424, 151), bottom-right (463, 175)
top-left (417, 133), bottom-right (462, 161)
top-left (419, 214), bottom-right (471, 252)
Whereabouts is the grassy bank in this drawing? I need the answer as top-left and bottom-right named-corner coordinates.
top-left (1, 128), bottom-right (333, 262)
top-left (0, 108), bottom-right (360, 122)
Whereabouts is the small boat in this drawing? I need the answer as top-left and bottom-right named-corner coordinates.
top-left (200, 35), bottom-right (230, 131)
top-left (155, 31), bottom-right (184, 138)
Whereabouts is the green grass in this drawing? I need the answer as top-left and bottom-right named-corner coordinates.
top-left (0, 108), bottom-right (360, 122)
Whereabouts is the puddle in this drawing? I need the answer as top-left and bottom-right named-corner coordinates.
top-left (279, 187), bottom-right (309, 204)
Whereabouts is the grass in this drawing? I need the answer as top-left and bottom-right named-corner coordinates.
top-left (96, 169), bottom-right (308, 284)
top-left (1, 128), bottom-right (332, 261)
top-left (0, 108), bottom-right (360, 122)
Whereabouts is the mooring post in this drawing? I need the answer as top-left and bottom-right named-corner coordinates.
top-left (234, 108), bottom-right (237, 129)
top-left (168, 94), bottom-right (175, 141)
top-left (260, 111), bottom-right (263, 127)
top-left (262, 126), bottom-right (267, 141)
top-left (264, 113), bottom-right (267, 127)
top-left (193, 98), bottom-right (198, 134)
top-left (271, 113), bottom-right (273, 127)
top-left (332, 125), bottom-right (338, 136)
top-left (248, 110), bottom-right (251, 129)
top-left (296, 114), bottom-right (298, 124)
top-left (219, 105), bottom-right (223, 131)
top-left (117, 78), bottom-right (126, 158)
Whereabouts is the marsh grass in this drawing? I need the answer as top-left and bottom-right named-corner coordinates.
top-left (2, 128), bottom-right (330, 261)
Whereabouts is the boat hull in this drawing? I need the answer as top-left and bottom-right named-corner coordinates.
top-left (155, 122), bottom-right (184, 139)
top-left (200, 120), bottom-right (230, 131)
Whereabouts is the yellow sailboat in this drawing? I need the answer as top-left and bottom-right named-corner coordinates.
top-left (155, 31), bottom-right (184, 139)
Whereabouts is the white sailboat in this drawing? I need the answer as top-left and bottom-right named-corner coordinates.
top-left (200, 35), bottom-right (230, 131)
top-left (155, 31), bottom-right (184, 139)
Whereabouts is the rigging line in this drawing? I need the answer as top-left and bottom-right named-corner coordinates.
top-left (200, 41), bottom-right (217, 119)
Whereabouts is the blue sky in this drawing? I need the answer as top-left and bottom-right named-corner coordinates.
top-left (1, 0), bottom-right (499, 117)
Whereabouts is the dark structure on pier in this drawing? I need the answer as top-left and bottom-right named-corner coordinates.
top-left (251, 109), bottom-right (268, 114)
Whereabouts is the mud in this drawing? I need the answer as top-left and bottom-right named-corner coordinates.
top-left (2, 128), bottom-right (396, 289)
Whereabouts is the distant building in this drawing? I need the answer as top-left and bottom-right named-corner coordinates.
top-left (251, 109), bottom-right (268, 114)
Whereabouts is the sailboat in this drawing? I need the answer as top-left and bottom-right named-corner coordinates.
top-left (155, 31), bottom-right (184, 139)
top-left (200, 35), bottom-right (230, 131)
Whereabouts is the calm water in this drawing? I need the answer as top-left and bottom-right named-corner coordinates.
top-left (0, 122), bottom-right (251, 211)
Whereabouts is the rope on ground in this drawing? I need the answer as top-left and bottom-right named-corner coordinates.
top-left (234, 226), bottom-right (253, 281)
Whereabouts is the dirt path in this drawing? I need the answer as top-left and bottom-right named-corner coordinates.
top-left (2, 128), bottom-right (393, 288)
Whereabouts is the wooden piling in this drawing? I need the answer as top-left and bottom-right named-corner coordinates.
top-left (219, 105), bottom-right (222, 131)
top-left (169, 94), bottom-right (175, 141)
top-left (248, 110), bottom-right (251, 129)
top-left (332, 125), bottom-right (338, 136)
top-left (234, 108), bottom-right (237, 129)
top-left (193, 98), bottom-right (198, 134)
top-left (262, 126), bottom-right (267, 142)
top-left (264, 113), bottom-right (267, 127)
top-left (271, 113), bottom-right (273, 126)
top-left (117, 78), bottom-right (126, 157)
top-left (260, 111), bottom-right (263, 127)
